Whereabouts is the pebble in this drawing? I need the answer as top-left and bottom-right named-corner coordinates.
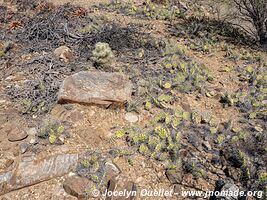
top-left (19, 143), bottom-right (29, 154)
top-left (125, 112), bottom-right (139, 123)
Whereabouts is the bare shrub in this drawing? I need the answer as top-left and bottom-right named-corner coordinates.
top-left (232, 0), bottom-right (267, 45)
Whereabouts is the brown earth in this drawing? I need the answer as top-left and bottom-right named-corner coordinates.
top-left (0, 0), bottom-right (266, 200)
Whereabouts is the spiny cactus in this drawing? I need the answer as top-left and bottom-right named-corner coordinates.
top-left (155, 126), bottom-right (170, 139)
top-left (139, 143), bottom-right (150, 156)
top-left (91, 42), bottom-right (114, 67)
top-left (148, 135), bottom-right (161, 148)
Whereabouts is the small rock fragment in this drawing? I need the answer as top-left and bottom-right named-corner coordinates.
top-left (202, 141), bottom-right (212, 151)
top-left (105, 161), bottom-right (121, 181)
top-left (124, 112), bottom-right (139, 123)
top-left (165, 169), bottom-right (182, 184)
top-left (54, 46), bottom-right (74, 63)
top-left (106, 174), bottom-right (137, 200)
top-left (19, 143), bottom-right (29, 154)
top-left (63, 176), bottom-right (94, 199)
top-left (219, 183), bottom-right (239, 200)
top-left (27, 128), bottom-right (37, 136)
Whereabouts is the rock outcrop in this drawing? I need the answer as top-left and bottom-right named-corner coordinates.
top-left (0, 154), bottom-right (78, 195)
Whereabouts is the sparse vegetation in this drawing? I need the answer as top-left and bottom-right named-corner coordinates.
top-left (38, 120), bottom-right (68, 145)
top-left (0, 0), bottom-right (266, 199)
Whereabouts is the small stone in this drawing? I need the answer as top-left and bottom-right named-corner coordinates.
top-left (27, 128), bottom-right (37, 136)
top-left (11, 146), bottom-right (20, 157)
top-left (5, 74), bottom-right (25, 81)
top-left (165, 169), bottom-right (182, 184)
top-left (58, 136), bottom-right (65, 144)
top-left (19, 143), bottom-right (29, 154)
top-left (157, 171), bottom-right (165, 182)
top-left (106, 174), bottom-right (136, 200)
top-left (8, 127), bottom-right (28, 142)
top-left (27, 127), bottom-right (37, 144)
top-left (178, 1), bottom-right (188, 11)
top-left (52, 184), bottom-right (75, 199)
top-left (202, 141), bottom-right (212, 151)
top-left (124, 112), bottom-right (139, 123)
top-left (219, 183), bottom-right (239, 200)
top-left (195, 178), bottom-right (211, 191)
top-left (105, 162), bottom-right (121, 182)
top-left (180, 102), bottom-right (192, 112)
top-left (54, 46), bottom-right (74, 63)
top-left (63, 176), bottom-right (94, 199)
top-left (135, 177), bottom-right (144, 184)
top-left (29, 137), bottom-right (37, 144)
top-left (173, 184), bottom-right (182, 194)
top-left (0, 100), bottom-right (7, 105)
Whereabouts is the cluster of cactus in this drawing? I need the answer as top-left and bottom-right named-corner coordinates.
top-left (225, 47), bottom-right (241, 62)
top-left (235, 63), bottom-right (266, 120)
top-left (141, 0), bottom-right (181, 20)
top-left (38, 120), bottom-right (66, 145)
top-left (183, 160), bottom-right (206, 178)
top-left (189, 39), bottom-right (213, 53)
top-left (113, 107), bottom-right (244, 173)
top-left (224, 47), bottom-right (265, 63)
top-left (162, 40), bottom-right (187, 56)
top-left (103, 0), bottom-right (181, 21)
top-left (76, 151), bottom-right (106, 185)
top-left (220, 92), bottom-right (236, 107)
top-left (151, 94), bottom-right (174, 108)
top-left (109, 148), bottom-right (136, 157)
top-left (137, 40), bottom-right (212, 112)
top-left (91, 42), bottom-right (114, 67)
top-left (160, 41), bottom-right (212, 94)
top-left (150, 109), bottom-right (220, 136)
top-left (129, 126), bottom-right (181, 162)
top-left (113, 111), bottom-right (187, 164)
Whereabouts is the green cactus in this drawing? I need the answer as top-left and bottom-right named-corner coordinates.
top-left (217, 135), bottom-right (225, 144)
top-left (91, 42), bottom-right (114, 66)
top-left (158, 152), bottom-right (169, 161)
top-left (115, 129), bottom-right (126, 138)
top-left (155, 126), bottom-right (170, 139)
top-left (145, 100), bottom-right (152, 110)
top-left (89, 174), bottom-right (99, 183)
top-left (139, 143), bottom-right (150, 156)
top-left (49, 134), bottom-right (57, 144)
top-left (148, 135), bottom-right (161, 148)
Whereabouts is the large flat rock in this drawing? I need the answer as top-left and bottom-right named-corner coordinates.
top-left (0, 154), bottom-right (78, 195)
top-left (58, 71), bottom-right (132, 106)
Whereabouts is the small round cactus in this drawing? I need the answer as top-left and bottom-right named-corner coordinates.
top-left (91, 42), bottom-right (114, 67)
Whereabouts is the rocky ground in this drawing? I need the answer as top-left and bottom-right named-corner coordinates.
top-left (0, 0), bottom-right (266, 200)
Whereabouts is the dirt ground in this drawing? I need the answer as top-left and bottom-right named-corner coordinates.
top-left (0, 0), bottom-right (266, 200)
